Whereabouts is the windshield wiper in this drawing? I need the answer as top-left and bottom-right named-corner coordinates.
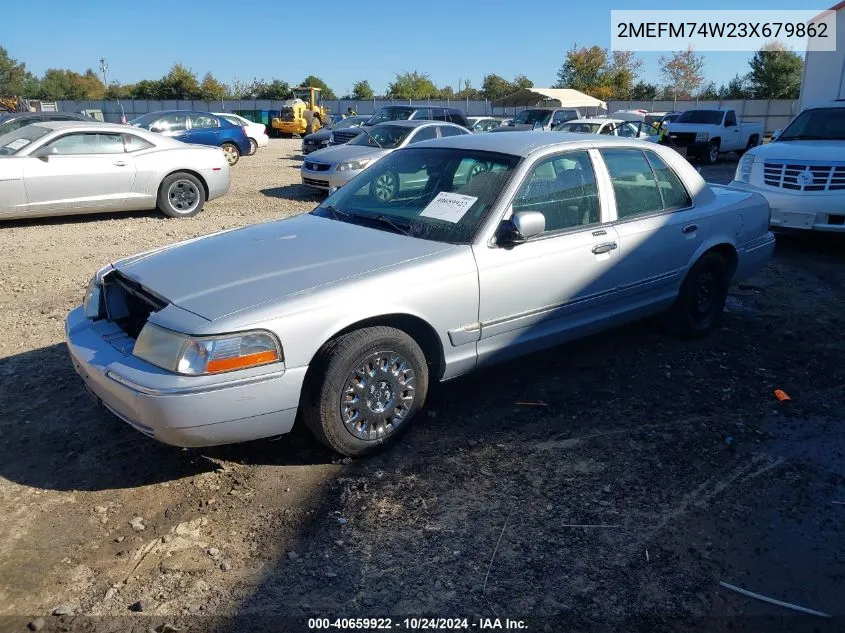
top-left (319, 204), bottom-right (351, 220)
top-left (362, 214), bottom-right (412, 236)
top-left (778, 134), bottom-right (830, 141)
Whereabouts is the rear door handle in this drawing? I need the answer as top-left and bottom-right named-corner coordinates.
top-left (113, 160), bottom-right (128, 167)
top-left (682, 224), bottom-right (698, 234)
top-left (592, 242), bottom-right (618, 255)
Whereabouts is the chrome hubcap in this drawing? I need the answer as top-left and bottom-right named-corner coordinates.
top-left (341, 351), bottom-right (415, 441)
top-left (374, 173), bottom-right (396, 201)
top-left (223, 146), bottom-right (238, 165)
top-left (168, 180), bottom-right (199, 212)
top-left (709, 145), bottom-right (718, 162)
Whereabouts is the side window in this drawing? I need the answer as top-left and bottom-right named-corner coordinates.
top-left (431, 108), bottom-right (447, 121)
top-left (601, 149), bottom-right (664, 219)
top-left (438, 125), bottom-right (466, 138)
top-left (511, 150), bottom-right (600, 233)
top-left (408, 126), bottom-right (438, 143)
top-left (123, 134), bottom-right (155, 152)
top-left (724, 111), bottom-right (737, 127)
top-left (45, 133), bottom-right (125, 155)
top-left (220, 115), bottom-right (242, 126)
top-left (410, 108), bottom-right (431, 120)
top-left (551, 110), bottom-right (569, 125)
top-left (446, 110), bottom-right (465, 125)
top-left (599, 124), bottom-right (614, 135)
top-left (153, 114), bottom-right (187, 132)
top-left (189, 113), bottom-right (219, 129)
top-left (616, 123), bottom-right (638, 137)
top-left (645, 151), bottom-right (691, 211)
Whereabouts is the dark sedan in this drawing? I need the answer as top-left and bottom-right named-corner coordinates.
top-left (302, 115), bottom-right (369, 155)
top-left (0, 111), bottom-right (96, 136)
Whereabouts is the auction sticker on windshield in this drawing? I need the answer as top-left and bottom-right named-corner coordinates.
top-left (419, 192), bottom-right (478, 223)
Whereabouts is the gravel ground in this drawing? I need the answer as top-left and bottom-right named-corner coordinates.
top-left (1, 141), bottom-right (844, 633)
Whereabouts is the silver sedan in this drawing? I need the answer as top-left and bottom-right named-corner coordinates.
top-left (0, 121), bottom-right (230, 220)
top-left (301, 119), bottom-right (470, 194)
top-left (66, 133), bottom-right (774, 456)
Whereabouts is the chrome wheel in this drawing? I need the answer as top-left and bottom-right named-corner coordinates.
top-left (340, 351), bottom-right (416, 441)
top-left (708, 142), bottom-right (719, 164)
top-left (374, 173), bottom-right (397, 201)
top-left (248, 138), bottom-right (258, 155)
top-left (167, 179), bottom-right (200, 214)
top-left (222, 144), bottom-right (239, 165)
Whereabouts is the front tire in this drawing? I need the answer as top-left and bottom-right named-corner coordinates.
top-left (665, 252), bottom-right (729, 338)
top-left (157, 173), bottom-right (206, 218)
top-left (302, 326), bottom-right (429, 457)
top-left (221, 142), bottom-right (240, 166)
top-left (702, 140), bottom-right (720, 165)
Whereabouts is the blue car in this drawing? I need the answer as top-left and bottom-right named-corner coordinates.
top-left (128, 110), bottom-right (251, 166)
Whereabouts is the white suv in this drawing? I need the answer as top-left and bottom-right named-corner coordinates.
top-left (729, 101), bottom-right (845, 232)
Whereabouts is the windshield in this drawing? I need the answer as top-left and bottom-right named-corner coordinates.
top-left (366, 107), bottom-right (414, 125)
top-left (348, 125), bottom-right (412, 149)
top-left (555, 122), bottom-right (601, 133)
top-left (293, 88), bottom-right (314, 102)
top-left (128, 112), bottom-right (161, 128)
top-left (778, 107), bottom-right (845, 141)
top-left (311, 148), bottom-right (520, 244)
top-left (675, 110), bottom-right (724, 125)
top-left (0, 124), bottom-right (51, 156)
top-left (335, 116), bottom-right (367, 130)
top-left (512, 109), bottom-right (552, 125)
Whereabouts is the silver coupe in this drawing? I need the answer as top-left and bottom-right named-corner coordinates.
top-left (66, 133), bottom-right (775, 456)
top-left (0, 121), bottom-right (230, 220)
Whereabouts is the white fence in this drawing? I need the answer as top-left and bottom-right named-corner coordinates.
top-left (56, 98), bottom-right (799, 134)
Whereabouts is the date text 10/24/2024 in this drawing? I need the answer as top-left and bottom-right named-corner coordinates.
top-left (307, 618), bottom-right (529, 630)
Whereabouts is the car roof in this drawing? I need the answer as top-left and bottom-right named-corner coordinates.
top-left (411, 131), bottom-right (656, 157)
top-left (29, 121), bottom-right (138, 132)
top-left (564, 118), bottom-right (624, 124)
top-left (371, 119), bottom-right (461, 129)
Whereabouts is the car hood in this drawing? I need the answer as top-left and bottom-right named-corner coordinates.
top-left (305, 144), bottom-right (391, 164)
top-left (113, 214), bottom-right (451, 321)
top-left (303, 129), bottom-right (332, 142)
top-left (749, 140), bottom-right (845, 161)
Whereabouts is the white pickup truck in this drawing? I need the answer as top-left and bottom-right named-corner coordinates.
top-left (667, 109), bottom-right (764, 164)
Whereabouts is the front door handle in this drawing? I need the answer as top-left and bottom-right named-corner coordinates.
top-left (592, 241), bottom-right (618, 255)
top-left (113, 160), bottom-right (128, 167)
top-left (682, 224), bottom-right (698, 234)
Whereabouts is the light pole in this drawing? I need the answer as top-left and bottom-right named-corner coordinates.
top-left (100, 57), bottom-right (126, 123)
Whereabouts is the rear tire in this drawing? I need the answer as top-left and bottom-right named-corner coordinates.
top-left (248, 138), bottom-right (258, 155)
top-left (665, 252), bottom-right (729, 338)
top-left (157, 172), bottom-right (206, 218)
top-left (221, 142), bottom-right (240, 166)
top-left (302, 326), bottom-right (429, 456)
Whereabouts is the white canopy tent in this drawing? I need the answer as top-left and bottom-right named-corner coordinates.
top-left (492, 88), bottom-right (607, 111)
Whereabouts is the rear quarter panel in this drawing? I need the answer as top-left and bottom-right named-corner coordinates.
top-left (129, 147), bottom-right (229, 207)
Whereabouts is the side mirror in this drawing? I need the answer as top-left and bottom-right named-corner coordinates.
top-left (500, 211), bottom-right (545, 245)
top-left (771, 129), bottom-right (782, 140)
top-left (33, 146), bottom-right (58, 160)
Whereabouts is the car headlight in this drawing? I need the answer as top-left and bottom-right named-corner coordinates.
top-left (695, 131), bottom-right (710, 142)
top-left (337, 159), bottom-right (371, 171)
top-left (734, 153), bottom-right (756, 183)
top-left (133, 323), bottom-right (282, 375)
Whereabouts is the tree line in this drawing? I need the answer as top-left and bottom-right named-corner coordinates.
top-left (0, 44), bottom-right (803, 103)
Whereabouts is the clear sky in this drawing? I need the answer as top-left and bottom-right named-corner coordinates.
top-left (0, 0), bottom-right (822, 96)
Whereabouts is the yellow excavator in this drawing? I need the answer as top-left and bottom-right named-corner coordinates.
top-left (271, 87), bottom-right (329, 137)
top-left (0, 96), bottom-right (25, 113)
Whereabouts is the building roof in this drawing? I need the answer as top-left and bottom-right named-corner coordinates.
top-left (491, 88), bottom-right (607, 109)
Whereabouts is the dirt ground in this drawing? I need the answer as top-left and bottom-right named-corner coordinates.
top-left (1, 140), bottom-right (844, 633)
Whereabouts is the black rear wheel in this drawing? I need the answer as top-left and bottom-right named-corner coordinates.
top-left (665, 252), bottom-right (730, 338)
